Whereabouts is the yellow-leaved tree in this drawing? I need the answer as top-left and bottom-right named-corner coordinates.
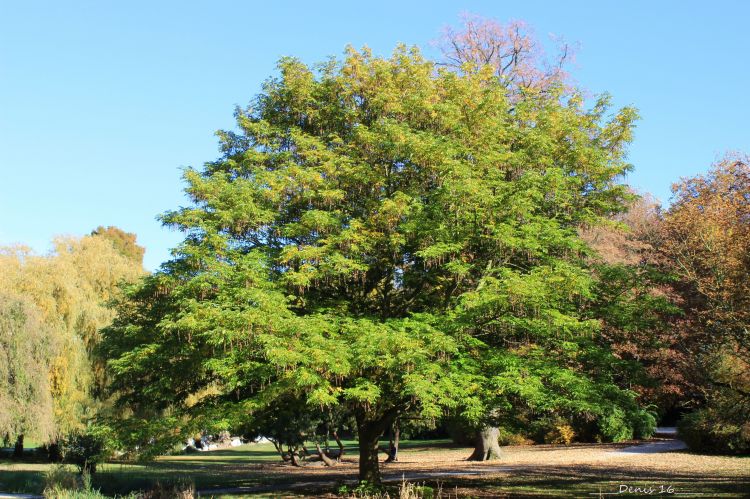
top-left (0, 227), bottom-right (144, 452)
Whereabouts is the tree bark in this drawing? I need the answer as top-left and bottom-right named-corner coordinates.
top-left (289, 448), bottom-right (302, 467)
top-left (467, 426), bottom-right (502, 461)
top-left (332, 429), bottom-right (345, 461)
top-left (385, 422), bottom-right (400, 463)
top-left (357, 420), bottom-right (384, 485)
top-left (12, 434), bottom-right (24, 459)
top-left (315, 442), bottom-right (336, 467)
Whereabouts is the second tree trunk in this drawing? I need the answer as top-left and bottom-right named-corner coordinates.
top-left (468, 426), bottom-right (502, 461)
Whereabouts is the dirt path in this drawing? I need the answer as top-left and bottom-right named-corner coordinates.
top-left (612, 439), bottom-right (687, 455)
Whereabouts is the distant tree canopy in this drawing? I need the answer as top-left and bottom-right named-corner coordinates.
top-left (0, 229), bottom-right (144, 444)
top-left (581, 195), bottom-right (691, 412)
top-left (91, 226), bottom-right (145, 265)
top-left (100, 39), bottom-right (654, 483)
top-left (438, 14), bottom-right (573, 95)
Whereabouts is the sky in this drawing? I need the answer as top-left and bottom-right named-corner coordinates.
top-left (1, 1), bottom-right (748, 270)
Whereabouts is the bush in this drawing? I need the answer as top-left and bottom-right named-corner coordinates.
top-left (61, 426), bottom-right (115, 474)
top-left (631, 408), bottom-right (657, 439)
top-left (43, 464), bottom-right (139, 498)
top-left (545, 422), bottom-right (576, 445)
top-left (44, 487), bottom-right (109, 499)
top-left (44, 464), bottom-right (79, 492)
top-left (529, 417), bottom-right (576, 444)
top-left (679, 409), bottom-right (750, 454)
top-left (597, 408), bottom-right (633, 442)
top-left (496, 427), bottom-right (534, 446)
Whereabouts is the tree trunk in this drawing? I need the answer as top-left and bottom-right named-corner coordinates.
top-left (467, 426), bottom-right (502, 461)
top-left (271, 440), bottom-right (290, 462)
top-left (332, 429), bottom-right (345, 461)
top-left (289, 448), bottom-right (302, 467)
top-left (12, 434), bottom-right (24, 459)
top-left (315, 442), bottom-right (336, 467)
top-left (357, 421), bottom-right (383, 485)
top-left (385, 422), bottom-right (400, 463)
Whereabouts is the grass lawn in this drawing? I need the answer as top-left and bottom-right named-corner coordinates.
top-left (1, 439), bottom-right (748, 497)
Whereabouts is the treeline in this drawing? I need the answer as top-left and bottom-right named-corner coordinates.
top-left (583, 157), bottom-right (750, 454)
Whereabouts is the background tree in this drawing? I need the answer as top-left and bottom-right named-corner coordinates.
top-left (0, 229), bottom-right (145, 449)
top-left (101, 41), bottom-right (649, 484)
top-left (660, 155), bottom-right (750, 453)
top-left (0, 292), bottom-right (55, 457)
top-left (438, 14), bottom-right (573, 95)
top-left (581, 194), bottom-right (694, 419)
top-left (91, 226), bottom-right (145, 265)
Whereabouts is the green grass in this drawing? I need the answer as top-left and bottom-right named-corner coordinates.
top-left (0, 440), bottom-right (384, 496)
top-left (0, 442), bottom-right (286, 496)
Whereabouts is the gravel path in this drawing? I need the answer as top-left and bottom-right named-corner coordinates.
top-left (613, 439), bottom-right (688, 455)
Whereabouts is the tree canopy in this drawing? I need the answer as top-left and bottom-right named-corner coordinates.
top-left (101, 43), bottom-right (653, 483)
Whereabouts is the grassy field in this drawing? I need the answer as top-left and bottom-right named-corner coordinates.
top-left (1, 439), bottom-right (749, 497)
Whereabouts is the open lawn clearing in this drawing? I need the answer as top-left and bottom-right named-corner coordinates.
top-left (1, 439), bottom-right (748, 497)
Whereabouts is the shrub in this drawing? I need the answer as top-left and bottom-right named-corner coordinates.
top-left (631, 408), bottom-right (657, 439)
top-left (43, 464), bottom-right (79, 492)
top-left (496, 427), bottom-right (534, 446)
top-left (545, 422), bottom-right (576, 445)
top-left (61, 426), bottom-right (115, 474)
top-left (597, 408), bottom-right (633, 442)
top-left (529, 417), bottom-right (576, 444)
top-left (679, 409), bottom-right (750, 454)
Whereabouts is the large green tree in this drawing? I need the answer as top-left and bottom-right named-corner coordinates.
top-left (102, 44), bottom-right (646, 484)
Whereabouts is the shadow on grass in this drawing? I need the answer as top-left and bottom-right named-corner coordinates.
top-left (441, 463), bottom-right (750, 498)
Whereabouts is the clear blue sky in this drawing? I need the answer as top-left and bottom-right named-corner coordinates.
top-left (2, 1), bottom-right (748, 270)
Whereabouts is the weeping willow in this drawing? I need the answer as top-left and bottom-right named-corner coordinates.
top-left (0, 229), bottom-right (144, 440)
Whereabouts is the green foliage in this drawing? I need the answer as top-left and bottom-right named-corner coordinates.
top-left (61, 425), bottom-right (116, 474)
top-left (101, 43), bottom-right (645, 481)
